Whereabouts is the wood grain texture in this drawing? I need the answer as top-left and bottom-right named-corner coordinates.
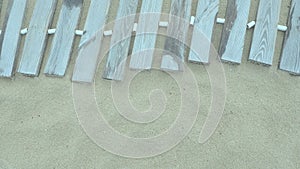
top-left (280, 0), bottom-right (300, 75)
top-left (72, 0), bottom-right (110, 83)
top-left (0, 0), bottom-right (27, 78)
top-left (129, 0), bottom-right (163, 70)
top-left (188, 0), bottom-right (219, 63)
top-left (103, 0), bottom-right (139, 80)
top-left (18, 0), bottom-right (57, 76)
top-left (161, 0), bottom-right (192, 71)
top-left (219, 0), bottom-right (251, 64)
top-left (249, 0), bottom-right (281, 65)
top-left (44, 0), bottom-right (82, 77)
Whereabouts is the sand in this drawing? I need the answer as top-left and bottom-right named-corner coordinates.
top-left (0, 0), bottom-right (299, 168)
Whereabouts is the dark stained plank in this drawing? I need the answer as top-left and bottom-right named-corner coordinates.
top-left (72, 0), bottom-right (111, 83)
top-left (249, 0), bottom-right (281, 65)
top-left (188, 0), bottom-right (219, 63)
top-left (129, 0), bottom-right (163, 70)
top-left (0, 0), bottom-right (27, 78)
top-left (18, 0), bottom-right (57, 76)
top-left (103, 0), bottom-right (139, 80)
top-left (44, 0), bottom-right (82, 77)
top-left (219, 0), bottom-right (251, 64)
top-left (280, 0), bottom-right (300, 75)
top-left (161, 0), bottom-right (192, 71)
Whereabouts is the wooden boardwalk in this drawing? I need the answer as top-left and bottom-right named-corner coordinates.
top-left (0, 0), bottom-right (27, 77)
top-left (249, 0), bottom-right (281, 65)
top-left (0, 0), bottom-right (300, 80)
top-left (219, 0), bottom-right (251, 64)
top-left (18, 0), bottom-right (57, 76)
top-left (161, 0), bottom-right (192, 71)
top-left (44, 0), bottom-right (82, 77)
top-left (103, 0), bottom-right (139, 80)
top-left (129, 0), bottom-right (163, 70)
top-left (280, 0), bottom-right (300, 75)
top-left (188, 0), bottom-right (219, 64)
top-left (72, 0), bottom-right (111, 83)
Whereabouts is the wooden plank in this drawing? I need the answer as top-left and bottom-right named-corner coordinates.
top-left (18, 0), bottom-right (57, 76)
top-left (129, 0), bottom-right (163, 70)
top-left (0, 0), bottom-right (27, 78)
top-left (44, 0), bottom-right (82, 77)
top-left (161, 0), bottom-right (192, 71)
top-left (72, 0), bottom-right (110, 83)
top-left (279, 0), bottom-right (300, 75)
top-left (249, 0), bottom-right (281, 65)
top-left (102, 0), bottom-right (139, 80)
top-left (188, 0), bottom-right (219, 63)
top-left (219, 0), bottom-right (251, 64)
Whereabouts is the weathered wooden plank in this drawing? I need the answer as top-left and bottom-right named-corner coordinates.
top-left (280, 0), bottom-right (300, 75)
top-left (72, 0), bottom-right (110, 83)
top-left (103, 0), bottom-right (139, 80)
top-left (18, 0), bottom-right (57, 76)
top-left (44, 0), bottom-right (82, 77)
top-left (129, 0), bottom-right (163, 70)
top-left (188, 0), bottom-right (219, 63)
top-left (249, 0), bottom-right (281, 65)
top-left (0, 0), bottom-right (27, 78)
top-left (161, 0), bottom-right (192, 71)
top-left (219, 0), bottom-right (251, 64)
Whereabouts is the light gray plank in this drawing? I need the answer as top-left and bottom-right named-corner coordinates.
top-left (103, 0), bottom-right (139, 80)
top-left (161, 0), bottom-right (192, 71)
top-left (219, 0), bottom-right (251, 64)
top-left (280, 0), bottom-right (300, 75)
top-left (18, 0), bottom-right (57, 76)
top-left (72, 0), bottom-right (110, 83)
top-left (188, 0), bottom-right (219, 63)
top-left (249, 0), bottom-right (281, 65)
top-left (0, 0), bottom-right (27, 78)
top-left (129, 0), bottom-right (163, 70)
top-left (44, 0), bottom-right (82, 77)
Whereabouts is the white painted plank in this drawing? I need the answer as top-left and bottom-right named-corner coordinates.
top-left (219, 0), bottom-right (251, 64)
top-left (72, 0), bottom-right (111, 83)
top-left (280, 0), bottom-right (300, 75)
top-left (129, 0), bottom-right (163, 70)
top-left (249, 0), bottom-right (281, 65)
top-left (102, 0), bottom-right (139, 80)
top-left (0, 0), bottom-right (27, 78)
top-left (18, 0), bottom-right (57, 76)
top-left (161, 0), bottom-right (192, 71)
top-left (44, 0), bottom-right (82, 77)
top-left (188, 0), bottom-right (219, 63)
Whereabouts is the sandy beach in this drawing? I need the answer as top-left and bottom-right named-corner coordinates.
top-left (0, 0), bottom-right (299, 168)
